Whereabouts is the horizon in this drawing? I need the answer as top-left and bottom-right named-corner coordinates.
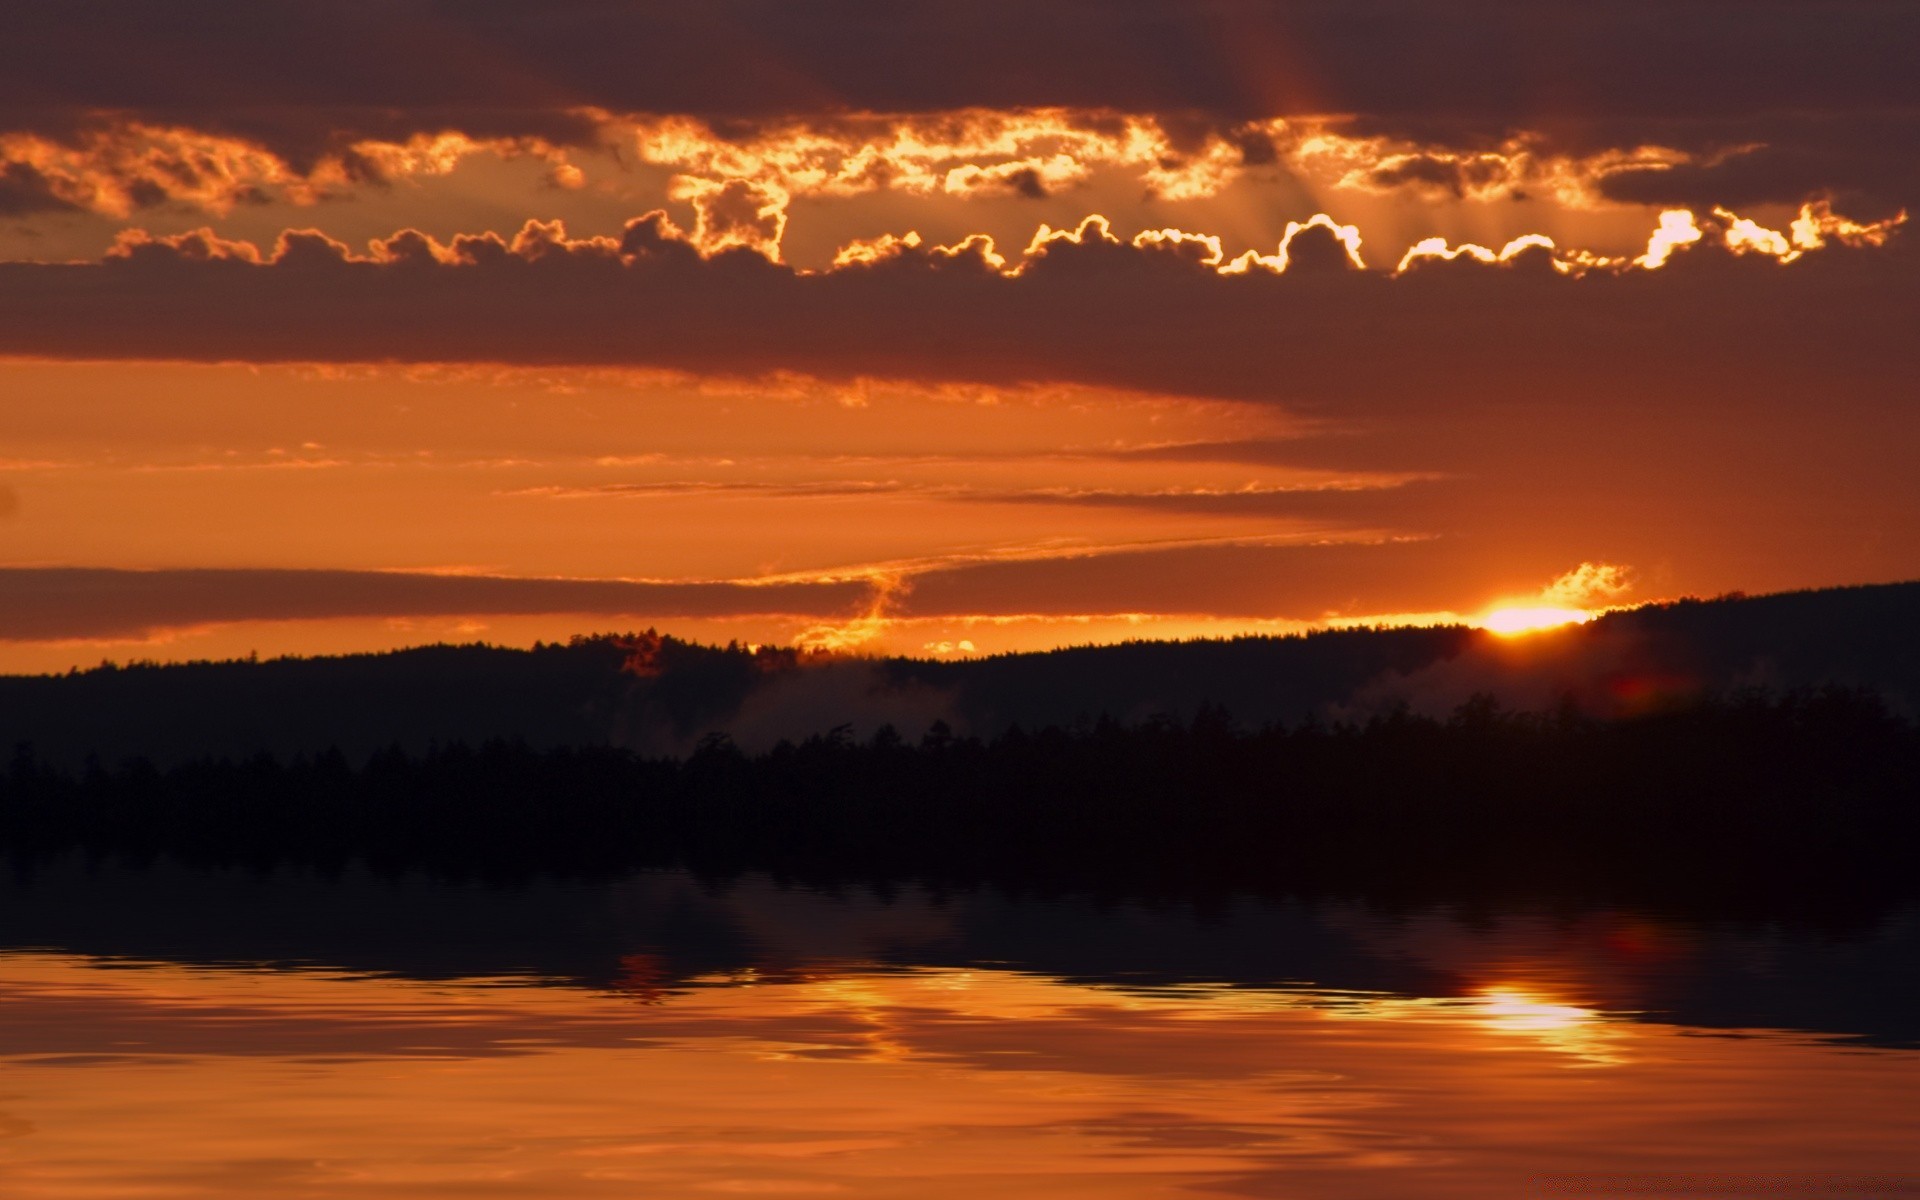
top-left (11, 574), bottom-right (1910, 678)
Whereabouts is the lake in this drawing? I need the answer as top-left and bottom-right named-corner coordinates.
top-left (1, 861), bottom-right (1917, 1198)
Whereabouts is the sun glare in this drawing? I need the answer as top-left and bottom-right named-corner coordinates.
top-left (1472, 986), bottom-right (1623, 1063)
top-left (1478, 606), bottom-right (1593, 637)
top-left (1475, 987), bottom-right (1593, 1031)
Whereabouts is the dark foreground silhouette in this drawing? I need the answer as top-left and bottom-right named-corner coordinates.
top-left (5, 688), bottom-right (1915, 916)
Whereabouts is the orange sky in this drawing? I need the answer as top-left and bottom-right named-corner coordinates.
top-left (2, 3), bottom-right (1916, 671)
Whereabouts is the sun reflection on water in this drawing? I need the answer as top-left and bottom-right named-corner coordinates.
top-left (1470, 985), bottom-right (1625, 1065)
top-left (1305, 981), bottom-right (1626, 1066)
top-left (0, 950), bottom-right (1911, 1199)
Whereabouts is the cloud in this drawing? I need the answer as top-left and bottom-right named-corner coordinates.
top-left (669, 176), bottom-right (789, 259)
top-left (0, 107), bottom-right (1891, 235)
top-left (0, 125), bottom-right (304, 217)
top-left (512, 475), bottom-right (1430, 520)
top-left (891, 539), bottom-right (1474, 622)
top-left (0, 161), bottom-right (81, 215)
top-left (0, 207), bottom-right (1910, 421)
top-left (1396, 233), bottom-right (1562, 274)
top-left (611, 111), bottom-right (1905, 240)
top-left (1, 5), bottom-right (1913, 219)
top-left (1585, 114), bottom-right (1920, 211)
top-left (0, 568), bottom-right (870, 642)
top-left (1540, 563), bottom-right (1634, 609)
top-left (619, 111), bottom-right (1636, 216)
top-left (0, 537), bottom-right (1428, 646)
top-left (792, 572), bottom-right (911, 655)
top-left (0, 122), bottom-right (586, 218)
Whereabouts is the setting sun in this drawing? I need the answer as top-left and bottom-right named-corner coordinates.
top-left (1478, 606), bottom-right (1595, 636)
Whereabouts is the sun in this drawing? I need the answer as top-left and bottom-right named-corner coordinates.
top-left (1478, 605), bottom-right (1594, 637)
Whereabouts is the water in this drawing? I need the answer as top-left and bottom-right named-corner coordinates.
top-left (1, 861), bottom-right (1917, 1198)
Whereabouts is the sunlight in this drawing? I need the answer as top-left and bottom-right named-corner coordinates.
top-left (1635, 208), bottom-right (1703, 269)
top-left (1475, 987), bottom-right (1594, 1032)
top-left (1313, 981), bottom-right (1628, 1066)
top-left (1471, 985), bottom-right (1624, 1064)
top-left (1477, 606), bottom-right (1593, 636)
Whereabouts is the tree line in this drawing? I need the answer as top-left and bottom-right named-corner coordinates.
top-left (3, 687), bottom-right (1915, 914)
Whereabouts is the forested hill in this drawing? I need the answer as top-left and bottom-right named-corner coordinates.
top-left (2, 581), bottom-right (1916, 767)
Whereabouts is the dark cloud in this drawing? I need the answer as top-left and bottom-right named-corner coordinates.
top-left (1595, 120), bottom-right (1920, 211)
top-left (520, 477), bottom-right (1427, 521)
top-left (1004, 167), bottom-right (1050, 200)
top-left (0, 568), bottom-right (869, 642)
top-left (0, 213), bottom-right (1911, 424)
top-left (1363, 153), bottom-right (1521, 200)
top-left (679, 178), bottom-right (786, 257)
top-left (0, 162), bottom-right (79, 215)
top-left (1115, 438), bottom-right (1317, 466)
top-left (1274, 221), bottom-right (1361, 272)
top-left (896, 540), bottom-right (1476, 620)
top-left (1112, 436), bottom-right (1482, 480)
top-left (979, 485), bottom-right (1435, 522)
top-left (1605, 148), bottom-right (1920, 213)
top-left (0, 548), bottom-right (1513, 651)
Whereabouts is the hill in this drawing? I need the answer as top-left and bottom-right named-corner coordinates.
top-left (2, 581), bottom-right (1916, 767)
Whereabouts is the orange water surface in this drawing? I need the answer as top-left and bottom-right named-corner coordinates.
top-left (2, 945), bottom-right (1917, 1199)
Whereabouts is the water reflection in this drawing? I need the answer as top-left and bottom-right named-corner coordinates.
top-left (3, 860), bottom-right (1917, 1048)
top-left (1, 862), bottom-right (1919, 1197)
top-left (0, 951), bottom-right (1916, 1198)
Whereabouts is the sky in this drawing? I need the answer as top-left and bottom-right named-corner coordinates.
top-left (2, 0), bottom-right (1915, 671)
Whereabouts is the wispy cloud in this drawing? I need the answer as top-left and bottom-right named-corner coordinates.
top-left (0, 567), bottom-right (869, 642)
